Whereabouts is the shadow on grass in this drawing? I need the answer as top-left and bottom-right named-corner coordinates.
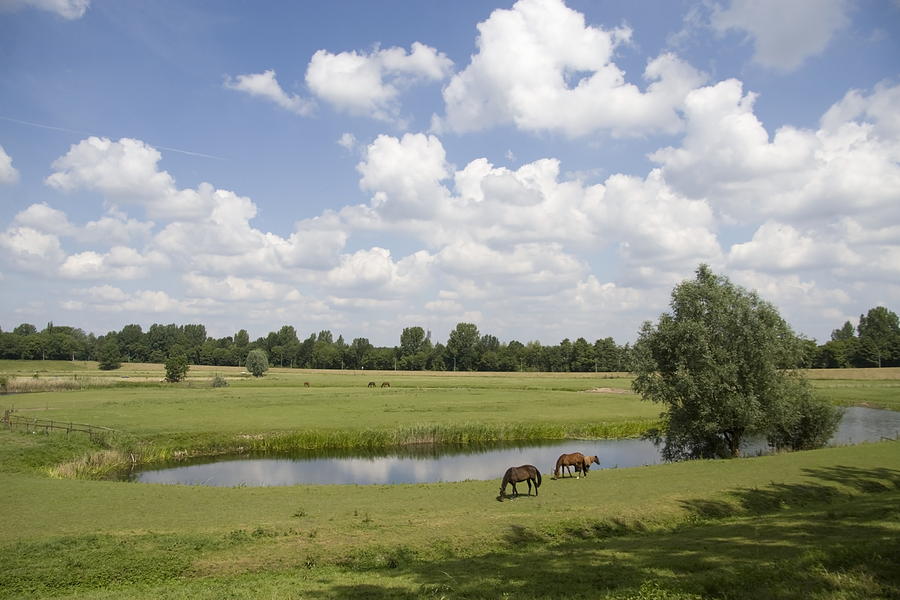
top-left (318, 466), bottom-right (900, 600)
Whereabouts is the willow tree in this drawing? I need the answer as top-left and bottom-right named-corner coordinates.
top-left (632, 265), bottom-right (840, 460)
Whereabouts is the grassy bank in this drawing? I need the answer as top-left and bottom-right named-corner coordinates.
top-left (1, 433), bottom-right (897, 599)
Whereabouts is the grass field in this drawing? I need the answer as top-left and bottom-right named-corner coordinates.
top-left (1, 362), bottom-right (899, 598)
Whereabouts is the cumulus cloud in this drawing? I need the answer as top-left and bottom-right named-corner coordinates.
top-left (711, 0), bottom-right (850, 72)
top-left (46, 137), bottom-right (208, 220)
top-left (307, 42), bottom-right (452, 122)
top-left (13, 203), bottom-right (153, 245)
top-left (225, 69), bottom-right (315, 116)
top-left (58, 247), bottom-right (168, 280)
top-left (0, 145), bottom-right (19, 184)
top-left (66, 286), bottom-right (215, 314)
top-left (2, 0), bottom-right (89, 19)
top-left (651, 80), bottom-right (900, 227)
top-left (437, 0), bottom-right (706, 137)
top-left (728, 221), bottom-right (861, 272)
top-left (0, 226), bottom-right (65, 272)
top-left (182, 273), bottom-right (284, 301)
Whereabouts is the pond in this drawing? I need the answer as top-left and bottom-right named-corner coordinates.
top-left (124, 407), bottom-right (900, 487)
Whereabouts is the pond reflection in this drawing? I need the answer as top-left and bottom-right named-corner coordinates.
top-left (125, 407), bottom-right (900, 487)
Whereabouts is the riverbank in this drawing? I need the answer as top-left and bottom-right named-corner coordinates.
top-left (1, 435), bottom-right (897, 599)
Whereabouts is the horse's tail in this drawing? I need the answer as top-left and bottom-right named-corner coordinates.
top-left (534, 468), bottom-right (542, 488)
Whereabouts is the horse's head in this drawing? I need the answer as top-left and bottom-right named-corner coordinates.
top-left (587, 455), bottom-right (599, 465)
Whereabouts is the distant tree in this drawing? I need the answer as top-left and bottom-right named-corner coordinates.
top-left (830, 321), bottom-right (855, 342)
top-left (164, 354), bottom-right (190, 383)
top-left (632, 265), bottom-right (840, 460)
top-left (349, 337), bottom-right (373, 369)
top-left (13, 323), bottom-right (37, 336)
top-left (446, 323), bottom-right (480, 371)
top-left (570, 337), bottom-right (594, 371)
top-left (97, 339), bottom-right (122, 371)
top-left (245, 348), bottom-right (269, 377)
top-left (400, 326), bottom-right (427, 358)
top-left (856, 307), bottom-right (900, 367)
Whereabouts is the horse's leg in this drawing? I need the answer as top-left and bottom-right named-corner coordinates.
top-left (526, 479), bottom-right (532, 496)
top-left (511, 481), bottom-right (519, 496)
top-left (532, 477), bottom-right (538, 496)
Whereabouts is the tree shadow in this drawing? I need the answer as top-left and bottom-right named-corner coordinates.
top-left (313, 466), bottom-right (900, 599)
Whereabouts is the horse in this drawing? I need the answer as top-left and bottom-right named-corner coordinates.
top-left (367, 381), bottom-right (376, 388)
top-left (553, 453), bottom-right (600, 478)
top-left (498, 465), bottom-right (541, 501)
top-left (303, 381), bottom-right (310, 388)
top-left (381, 382), bottom-right (390, 388)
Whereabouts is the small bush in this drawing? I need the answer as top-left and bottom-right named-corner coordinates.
top-left (164, 355), bottom-right (189, 383)
top-left (245, 349), bottom-right (269, 377)
top-left (211, 374), bottom-right (228, 388)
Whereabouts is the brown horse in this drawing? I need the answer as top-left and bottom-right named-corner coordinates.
top-left (381, 382), bottom-right (390, 388)
top-left (498, 465), bottom-right (541, 500)
top-left (553, 453), bottom-right (600, 478)
top-left (303, 382), bottom-right (310, 388)
top-left (367, 381), bottom-right (376, 388)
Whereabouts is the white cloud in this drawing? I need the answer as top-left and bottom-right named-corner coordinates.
top-left (70, 285), bottom-right (217, 315)
top-left (325, 248), bottom-right (434, 296)
top-left (356, 133), bottom-right (452, 220)
top-left (728, 221), bottom-right (861, 271)
top-left (58, 247), bottom-right (168, 280)
top-left (437, 0), bottom-right (706, 137)
top-left (306, 42), bottom-right (452, 122)
top-left (0, 145), bottom-right (19, 184)
top-left (0, 226), bottom-right (65, 272)
top-left (337, 132), bottom-right (357, 152)
top-left (651, 80), bottom-right (900, 227)
top-left (711, 0), bottom-right (850, 72)
top-left (13, 203), bottom-right (73, 235)
top-left (13, 203), bottom-right (153, 246)
top-left (46, 137), bottom-right (208, 220)
top-left (224, 69), bottom-right (315, 116)
top-left (182, 273), bottom-right (283, 301)
top-left (2, 0), bottom-right (89, 19)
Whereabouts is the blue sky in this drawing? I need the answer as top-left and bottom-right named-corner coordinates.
top-left (1, 0), bottom-right (898, 346)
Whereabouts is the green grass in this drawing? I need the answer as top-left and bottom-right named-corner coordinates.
top-left (1, 363), bottom-right (899, 598)
top-left (0, 438), bottom-right (897, 599)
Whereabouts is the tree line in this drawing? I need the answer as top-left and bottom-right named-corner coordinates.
top-left (0, 305), bottom-right (897, 371)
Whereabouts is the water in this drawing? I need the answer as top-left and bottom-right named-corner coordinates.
top-left (126, 407), bottom-right (900, 487)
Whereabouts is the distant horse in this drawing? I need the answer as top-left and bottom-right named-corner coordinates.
top-left (367, 381), bottom-right (376, 388)
top-left (498, 465), bottom-right (541, 500)
top-left (303, 382), bottom-right (310, 388)
top-left (381, 382), bottom-right (390, 388)
top-left (553, 453), bottom-right (600, 478)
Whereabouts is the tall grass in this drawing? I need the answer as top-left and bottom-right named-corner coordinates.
top-left (45, 420), bottom-right (659, 479)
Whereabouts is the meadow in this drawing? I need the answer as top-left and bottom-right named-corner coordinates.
top-left (0, 362), bottom-right (898, 598)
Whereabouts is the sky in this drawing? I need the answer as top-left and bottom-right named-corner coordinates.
top-left (0, 0), bottom-right (898, 346)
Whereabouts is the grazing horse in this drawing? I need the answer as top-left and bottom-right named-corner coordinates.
top-left (553, 453), bottom-right (600, 478)
top-left (367, 381), bottom-right (376, 388)
top-left (498, 465), bottom-right (541, 500)
top-left (381, 382), bottom-right (390, 388)
top-left (303, 382), bottom-right (310, 388)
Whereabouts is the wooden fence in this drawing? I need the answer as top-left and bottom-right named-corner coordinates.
top-left (2, 409), bottom-right (117, 438)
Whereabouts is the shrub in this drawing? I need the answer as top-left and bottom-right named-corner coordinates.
top-left (245, 349), bottom-right (269, 377)
top-left (211, 374), bottom-right (228, 388)
top-left (164, 355), bottom-right (189, 383)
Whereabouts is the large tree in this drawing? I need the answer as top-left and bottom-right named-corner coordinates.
top-left (632, 265), bottom-right (840, 460)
